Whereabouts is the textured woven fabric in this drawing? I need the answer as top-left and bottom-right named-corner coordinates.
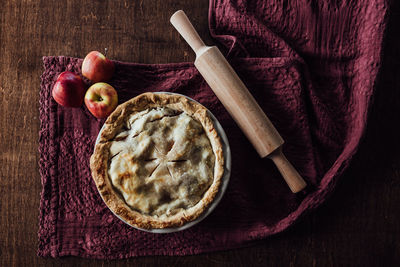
top-left (38, 0), bottom-right (388, 258)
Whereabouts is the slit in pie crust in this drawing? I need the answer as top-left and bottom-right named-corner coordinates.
top-left (90, 93), bottom-right (224, 229)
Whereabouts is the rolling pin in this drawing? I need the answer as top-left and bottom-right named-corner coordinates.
top-left (170, 10), bottom-right (306, 193)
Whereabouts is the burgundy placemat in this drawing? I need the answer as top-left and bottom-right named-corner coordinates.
top-left (38, 0), bottom-right (388, 258)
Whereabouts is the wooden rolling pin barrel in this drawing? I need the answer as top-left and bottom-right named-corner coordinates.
top-left (170, 10), bottom-right (306, 193)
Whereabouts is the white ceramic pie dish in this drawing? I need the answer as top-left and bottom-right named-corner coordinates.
top-left (94, 92), bottom-right (231, 233)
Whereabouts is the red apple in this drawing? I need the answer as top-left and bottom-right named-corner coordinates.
top-left (84, 82), bottom-right (118, 119)
top-left (52, 71), bottom-right (86, 107)
top-left (82, 51), bottom-right (115, 82)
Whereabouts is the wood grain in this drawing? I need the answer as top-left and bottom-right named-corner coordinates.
top-left (0, 0), bottom-right (399, 266)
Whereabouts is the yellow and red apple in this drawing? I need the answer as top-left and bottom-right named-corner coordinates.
top-left (84, 82), bottom-right (118, 119)
top-left (82, 51), bottom-right (115, 82)
top-left (52, 71), bottom-right (86, 107)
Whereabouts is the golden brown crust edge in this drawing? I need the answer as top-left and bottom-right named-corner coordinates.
top-left (90, 92), bottom-right (225, 229)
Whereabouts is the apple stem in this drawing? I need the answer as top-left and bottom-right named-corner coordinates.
top-left (104, 48), bottom-right (108, 57)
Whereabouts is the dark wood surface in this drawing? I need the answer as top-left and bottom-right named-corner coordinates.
top-left (1, 0), bottom-right (399, 266)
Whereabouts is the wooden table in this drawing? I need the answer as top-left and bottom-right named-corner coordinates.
top-left (1, 0), bottom-right (399, 266)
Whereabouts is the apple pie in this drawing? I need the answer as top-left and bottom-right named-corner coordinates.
top-left (90, 92), bottom-right (224, 229)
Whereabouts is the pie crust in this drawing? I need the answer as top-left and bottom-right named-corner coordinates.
top-left (90, 92), bottom-right (224, 229)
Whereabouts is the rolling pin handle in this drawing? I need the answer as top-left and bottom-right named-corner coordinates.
top-left (268, 147), bottom-right (307, 193)
top-left (170, 10), bottom-right (206, 54)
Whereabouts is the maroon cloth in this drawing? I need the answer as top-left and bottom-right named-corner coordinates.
top-left (38, 0), bottom-right (388, 258)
